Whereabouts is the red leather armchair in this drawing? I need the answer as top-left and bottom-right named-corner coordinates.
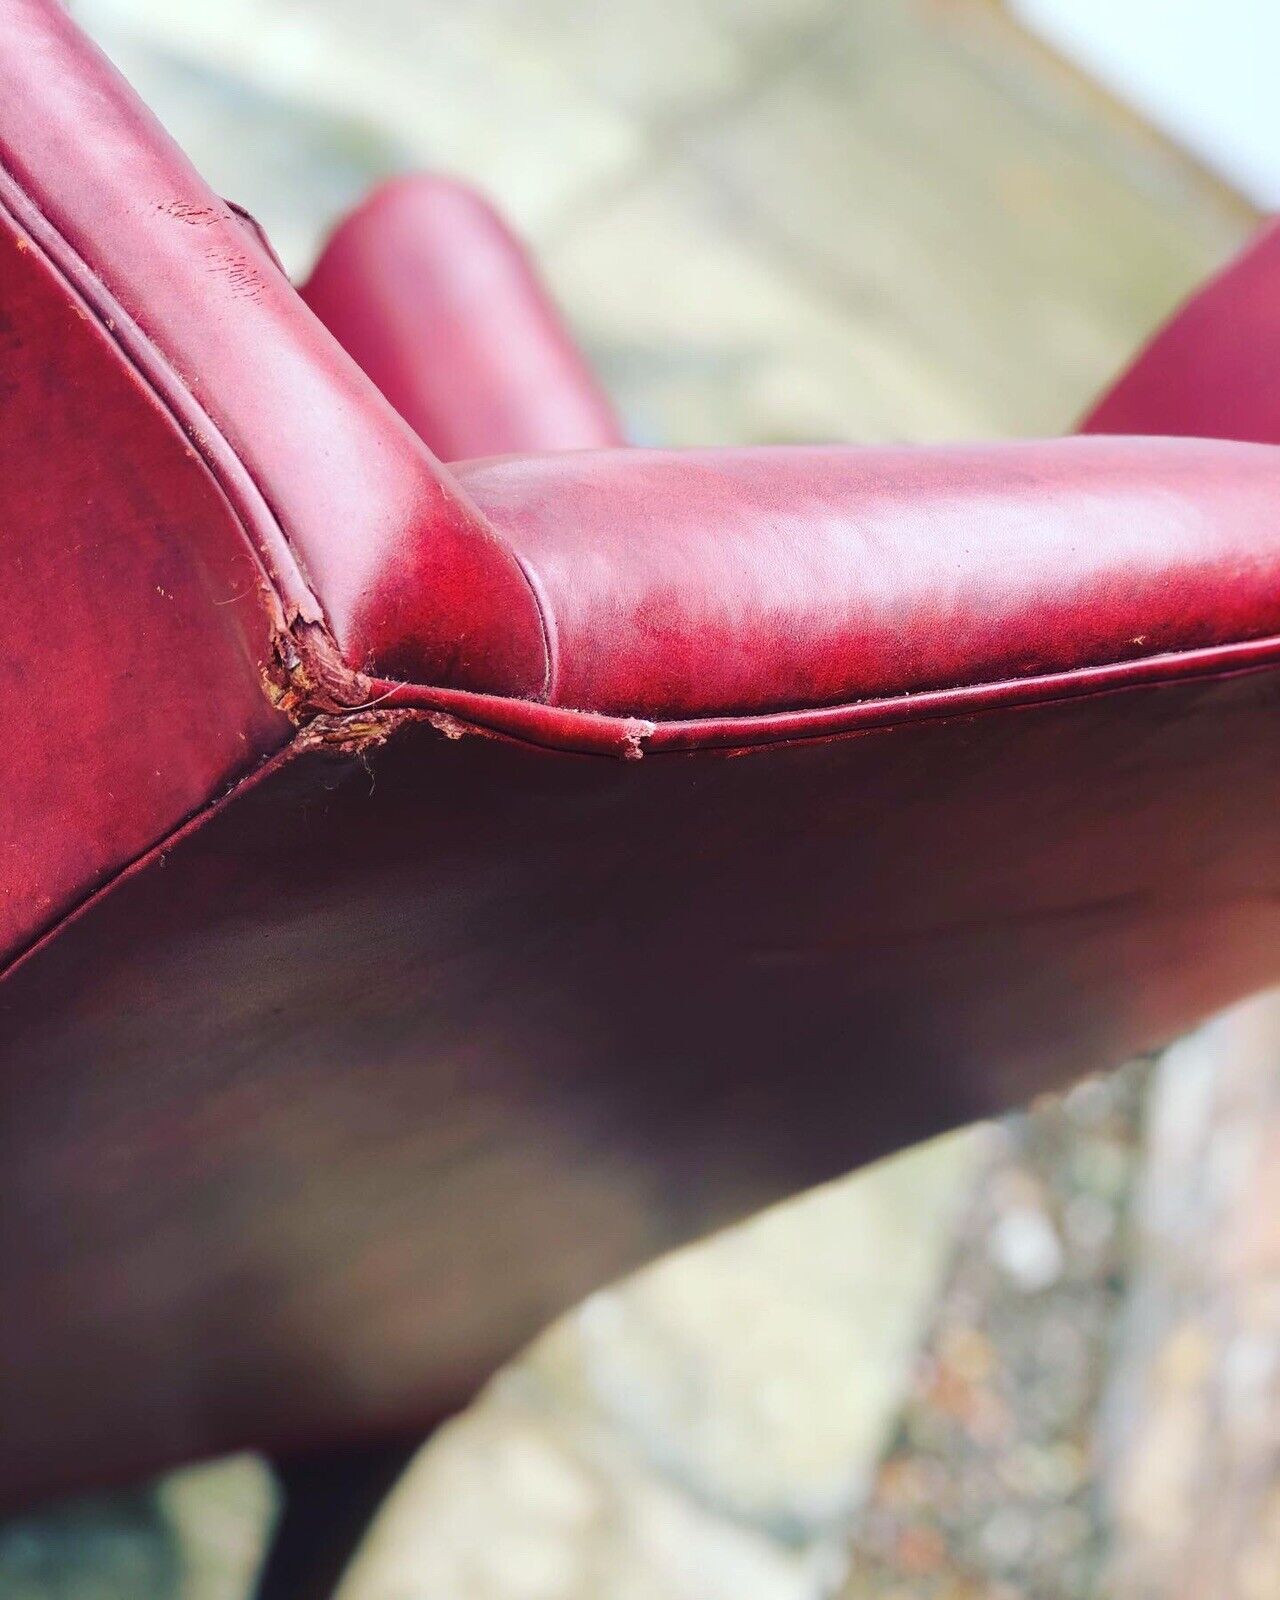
top-left (4, 0), bottom-right (1280, 1507)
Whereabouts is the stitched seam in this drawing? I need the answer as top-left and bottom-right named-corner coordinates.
top-left (651, 633), bottom-right (1280, 723)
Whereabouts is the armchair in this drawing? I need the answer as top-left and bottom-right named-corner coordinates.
top-left (3, 0), bottom-right (1280, 1509)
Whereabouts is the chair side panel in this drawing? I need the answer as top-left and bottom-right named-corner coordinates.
top-left (0, 204), bottom-right (290, 966)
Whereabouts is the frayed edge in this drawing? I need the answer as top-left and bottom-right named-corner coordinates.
top-left (262, 617), bottom-right (376, 720)
top-left (292, 708), bottom-right (421, 756)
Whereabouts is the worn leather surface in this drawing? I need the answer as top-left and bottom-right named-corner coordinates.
top-left (1083, 220), bottom-right (1280, 444)
top-left (301, 175), bottom-right (624, 459)
top-left (6, 0), bottom-right (1280, 1509)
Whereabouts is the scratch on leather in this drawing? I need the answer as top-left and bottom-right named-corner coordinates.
top-left (155, 200), bottom-right (266, 300)
top-left (203, 241), bottom-right (267, 301)
top-left (155, 200), bottom-right (222, 227)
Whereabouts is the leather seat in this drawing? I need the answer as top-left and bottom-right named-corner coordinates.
top-left (3, 0), bottom-right (1280, 1506)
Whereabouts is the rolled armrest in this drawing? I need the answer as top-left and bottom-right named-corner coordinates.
top-left (301, 175), bottom-right (624, 460)
top-left (1083, 220), bottom-right (1280, 445)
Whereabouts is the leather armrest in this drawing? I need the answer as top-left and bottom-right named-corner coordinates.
top-left (1083, 219), bottom-right (1280, 445)
top-left (301, 175), bottom-right (624, 460)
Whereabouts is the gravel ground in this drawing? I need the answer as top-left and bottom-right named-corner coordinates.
top-left (841, 1066), bottom-right (1148, 1599)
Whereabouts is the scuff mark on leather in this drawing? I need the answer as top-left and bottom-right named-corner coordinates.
top-left (155, 203), bottom-right (268, 299)
top-left (202, 239), bottom-right (268, 302)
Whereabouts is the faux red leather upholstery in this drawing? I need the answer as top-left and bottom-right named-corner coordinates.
top-left (1082, 220), bottom-right (1280, 444)
top-left (301, 175), bottom-right (624, 459)
top-left (6, 0), bottom-right (1280, 1507)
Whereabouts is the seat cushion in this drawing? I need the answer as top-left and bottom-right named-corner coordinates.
top-left (451, 436), bottom-right (1280, 722)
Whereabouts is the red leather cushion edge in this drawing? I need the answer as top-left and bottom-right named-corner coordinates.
top-left (9, 627), bottom-right (1280, 994)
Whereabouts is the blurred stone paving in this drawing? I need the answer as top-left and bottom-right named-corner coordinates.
top-left (5, 1), bottom-right (1275, 1596)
